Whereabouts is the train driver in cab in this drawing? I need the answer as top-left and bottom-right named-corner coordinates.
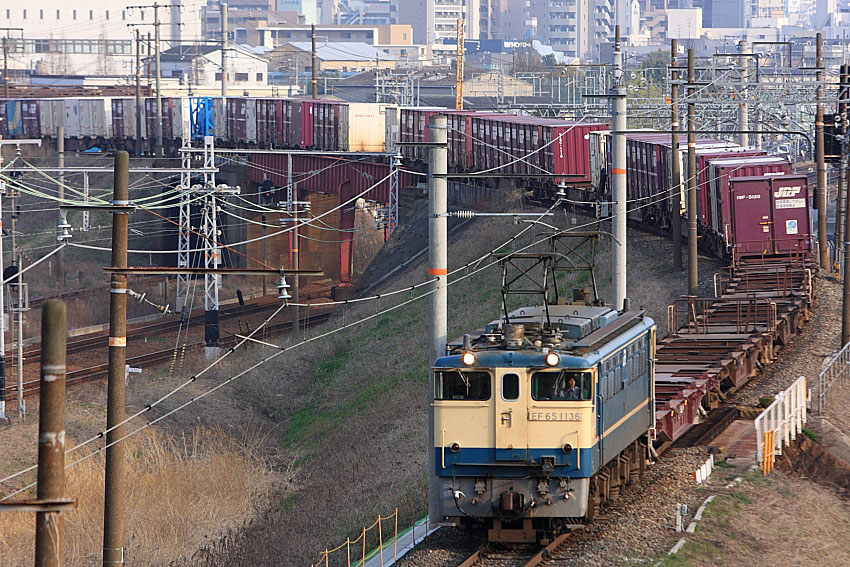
top-left (557, 377), bottom-right (581, 401)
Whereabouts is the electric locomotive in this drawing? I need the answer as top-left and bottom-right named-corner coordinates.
top-left (433, 303), bottom-right (655, 541)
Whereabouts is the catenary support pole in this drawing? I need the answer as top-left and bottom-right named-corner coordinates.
top-left (220, 2), bottom-right (228, 97)
top-left (15, 245), bottom-right (22, 420)
top-left (671, 38), bottom-right (682, 271)
top-left (102, 151), bottom-right (130, 567)
top-left (34, 299), bottom-right (67, 567)
top-left (817, 32), bottom-right (828, 269)
top-left (135, 30), bottom-right (142, 156)
top-left (838, 64), bottom-right (848, 255)
top-left (737, 40), bottom-right (750, 147)
top-left (57, 127), bottom-right (65, 287)
top-left (0, 159), bottom-right (6, 423)
top-left (427, 113), bottom-right (448, 526)
top-left (311, 24), bottom-right (318, 99)
top-left (687, 48), bottom-right (699, 297)
top-left (154, 2), bottom-right (163, 158)
top-left (611, 25), bottom-right (627, 311)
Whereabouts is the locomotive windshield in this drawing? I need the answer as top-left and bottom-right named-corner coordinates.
top-left (531, 371), bottom-right (593, 401)
top-left (435, 371), bottom-right (491, 400)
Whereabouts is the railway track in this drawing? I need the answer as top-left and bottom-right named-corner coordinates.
top-left (15, 284), bottom-right (335, 366)
top-left (457, 533), bottom-right (573, 567)
top-left (8, 309), bottom-right (333, 399)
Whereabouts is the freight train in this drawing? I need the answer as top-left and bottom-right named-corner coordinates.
top-left (0, 96), bottom-right (808, 258)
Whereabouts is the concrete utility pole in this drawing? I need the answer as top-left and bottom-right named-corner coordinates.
top-left (838, 64), bottom-right (848, 252)
top-left (671, 38), bottom-right (683, 271)
top-left (34, 300), bottom-right (67, 567)
top-left (427, 114), bottom-right (447, 527)
top-left (844, 105), bottom-right (850, 344)
top-left (57, 127), bottom-right (65, 287)
top-left (817, 32), bottom-right (828, 269)
top-left (135, 30), bottom-right (142, 156)
top-left (611, 25), bottom-right (628, 311)
top-left (687, 48), bottom-right (699, 297)
top-left (102, 151), bottom-right (130, 567)
top-left (220, 2), bottom-right (228, 97)
top-left (737, 40), bottom-right (750, 147)
top-left (2, 37), bottom-right (7, 99)
top-left (455, 18), bottom-right (464, 110)
top-left (311, 24), bottom-right (318, 98)
top-left (155, 3), bottom-right (163, 158)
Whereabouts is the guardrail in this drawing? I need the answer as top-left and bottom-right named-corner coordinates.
top-left (755, 375), bottom-right (807, 471)
top-left (816, 341), bottom-right (850, 414)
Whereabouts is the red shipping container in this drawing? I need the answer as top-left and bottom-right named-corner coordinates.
top-left (144, 97), bottom-right (173, 141)
top-left (21, 100), bottom-right (41, 138)
top-left (727, 175), bottom-right (811, 256)
top-left (708, 156), bottom-right (793, 246)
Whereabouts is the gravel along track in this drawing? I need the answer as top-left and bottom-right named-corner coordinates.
top-left (730, 275), bottom-right (841, 407)
top-left (396, 449), bottom-right (716, 567)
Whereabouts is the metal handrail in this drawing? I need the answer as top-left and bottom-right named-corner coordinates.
top-left (816, 341), bottom-right (850, 414)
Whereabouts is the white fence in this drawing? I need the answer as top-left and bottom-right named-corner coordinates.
top-left (755, 376), bottom-right (807, 466)
top-left (816, 341), bottom-right (850, 414)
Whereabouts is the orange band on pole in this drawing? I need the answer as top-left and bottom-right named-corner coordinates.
top-left (428, 268), bottom-right (448, 276)
top-left (108, 337), bottom-right (126, 347)
top-left (612, 168), bottom-right (626, 174)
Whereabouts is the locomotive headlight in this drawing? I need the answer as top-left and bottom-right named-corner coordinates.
top-left (545, 352), bottom-right (560, 366)
top-left (562, 443), bottom-right (573, 454)
top-left (450, 442), bottom-right (461, 452)
top-left (462, 352), bottom-right (476, 366)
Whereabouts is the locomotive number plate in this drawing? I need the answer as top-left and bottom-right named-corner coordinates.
top-left (528, 411), bottom-right (582, 421)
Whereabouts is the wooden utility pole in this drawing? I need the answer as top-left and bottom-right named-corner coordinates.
top-left (35, 300), bottom-right (68, 567)
top-left (455, 19), bottom-right (464, 110)
top-left (102, 152), bottom-right (130, 567)
top-left (687, 48), bottom-right (698, 296)
top-left (670, 38), bottom-right (682, 271)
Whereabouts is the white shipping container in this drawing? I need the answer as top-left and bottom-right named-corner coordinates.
top-left (214, 98), bottom-right (227, 142)
top-left (340, 103), bottom-right (386, 152)
top-left (383, 105), bottom-right (399, 153)
top-left (245, 99), bottom-right (257, 143)
top-left (171, 97), bottom-right (190, 139)
top-left (39, 99), bottom-right (65, 138)
top-left (63, 99), bottom-right (82, 138)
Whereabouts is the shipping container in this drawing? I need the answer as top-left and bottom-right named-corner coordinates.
top-left (339, 103), bottom-right (389, 152)
top-left (226, 97), bottom-right (248, 142)
top-left (727, 175), bottom-right (811, 255)
top-left (144, 97), bottom-right (174, 142)
top-left (40, 99), bottom-right (65, 138)
top-left (214, 97), bottom-right (227, 142)
top-left (707, 156), bottom-right (793, 241)
top-left (20, 100), bottom-right (41, 138)
top-left (63, 99), bottom-right (82, 138)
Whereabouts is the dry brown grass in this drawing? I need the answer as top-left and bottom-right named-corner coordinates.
top-left (664, 472), bottom-right (850, 567)
top-left (0, 427), bottom-right (278, 567)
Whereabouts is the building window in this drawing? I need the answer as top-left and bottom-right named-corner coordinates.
top-left (235, 72), bottom-right (249, 81)
top-left (5, 9), bottom-right (9, 18)
top-left (22, 9), bottom-right (26, 19)
top-left (73, 9), bottom-right (77, 19)
top-left (56, 9), bottom-right (60, 18)
top-left (215, 72), bottom-right (224, 80)
top-left (106, 10), bottom-right (109, 19)
top-left (89, 10), bottom-right (93, 19)
top-left (402, 32), bottom-right (407, 40)
top-left (256, 72), bottom-right (263, 81)
top-left (40, 9), bottom-right (43, 19)
top-left (122, 10), bottom-right (125, 20)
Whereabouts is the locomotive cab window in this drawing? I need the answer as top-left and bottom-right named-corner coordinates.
top-left (502, 373), bottom-right (520, 401)
top-left (435, 371), bottom-right (491, 400)
top-left (531, 371), bottom-right (592, 401)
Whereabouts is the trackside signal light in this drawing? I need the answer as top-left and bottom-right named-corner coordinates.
top-left (545, 352), bottom-right (560, 366)
top-left (462, 352), bottom-right (476, 366)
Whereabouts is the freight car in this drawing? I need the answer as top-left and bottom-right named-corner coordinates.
top-left (434, 302), bottom-right (655, 541)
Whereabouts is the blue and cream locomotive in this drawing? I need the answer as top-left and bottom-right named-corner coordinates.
top-left (433, 304), bottom-right (655, 541)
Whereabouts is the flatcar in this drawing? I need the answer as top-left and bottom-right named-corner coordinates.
top-left (433, 303), bottom-right (655, 541)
